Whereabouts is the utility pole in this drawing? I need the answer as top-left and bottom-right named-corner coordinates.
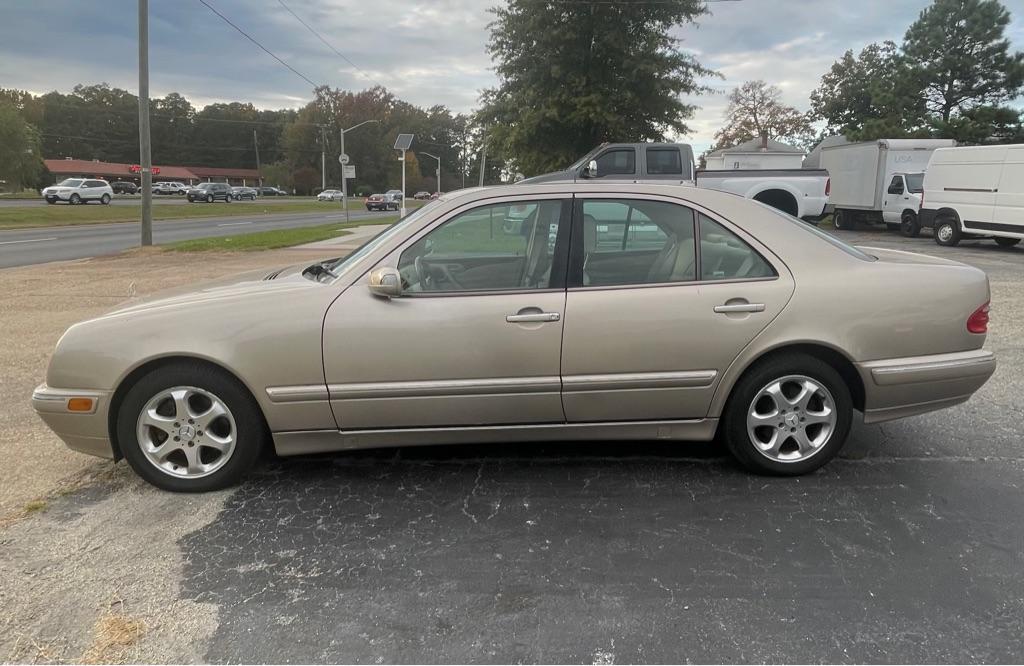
top-left (253, 129), bottom-right (261, 188)
top-left (137, 0), bottom-right (152, 246)
top-left (320, 125), bottom-right (327, 193)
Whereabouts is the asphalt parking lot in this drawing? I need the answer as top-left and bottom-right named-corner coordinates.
top-left (1, 228), bottom-right (1022, 663)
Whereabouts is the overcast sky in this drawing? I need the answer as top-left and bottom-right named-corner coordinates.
top-left (1, 0), bottom-right (1022, 155)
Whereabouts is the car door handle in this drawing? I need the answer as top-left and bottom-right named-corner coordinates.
top-left (714, 303), bottom-right (765, 314)
top-left (506, 312), bottom-right (560, 323)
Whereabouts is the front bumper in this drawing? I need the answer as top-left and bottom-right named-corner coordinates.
top-left (31, 384), bottom-right (115, 459)
top-left (857, 349), bottom-right (995, 424)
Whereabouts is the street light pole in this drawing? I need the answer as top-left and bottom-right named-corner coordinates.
top-left (420, 152), bottom-right (441, 196)
top-left (339, 119), bottom-right (379, 225)
top-left (137, 0), bottom-right (152, 246)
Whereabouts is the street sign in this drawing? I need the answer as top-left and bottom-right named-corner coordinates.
top-left (338, 153), bottom-right (350, 165)
top-left (394, 133), bottom-right (414, 151)
top-left (343, 165), bottom-right (356, 179)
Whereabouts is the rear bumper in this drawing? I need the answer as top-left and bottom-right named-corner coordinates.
top-left (31, 384), bottom-right (115, 459)
top-left (857, 349), bottom-right (995, 424)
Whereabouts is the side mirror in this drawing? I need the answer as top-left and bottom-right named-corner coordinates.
top-left (368, 266), bottom-right (403, 298)
top-left (581, 159), bottom-right (599, 178)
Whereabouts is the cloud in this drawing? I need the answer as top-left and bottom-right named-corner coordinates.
top-left (1, 0), bottom-right (1021, 157)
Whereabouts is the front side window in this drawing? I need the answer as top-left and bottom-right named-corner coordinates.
top-left (887, 176), bottom-right (904, 195)
top-left (398, 200), bottom-right (565, 293)
top-left (595, 150), bottom-right (636, 176)
top-left (698, 214), bottom-right (775, 281)
top-left (578, 199), bottom-right (696, 286)
top-left (646, 149), bottom-right (683, 175)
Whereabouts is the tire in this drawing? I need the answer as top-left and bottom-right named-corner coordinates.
top-left (832, 209), bottom-right (848, 230)
top-left (994, 237), bottom-right (1020, 248)
top-left (206, 194), bottom-right (214, 203)
top-left (69, 193), bottom-right (81, 205)
top-left (721, 353), bottom-right (853, 476)
top-left (900, 211), bottom-right (921, 238)
top-left (934, 217), bottom-right (961, 247)
top-left (101, 193), bottom-right (111, 205)
top-left (224, 195), bottom-right (231, 203)
top-left (116, 361), bottom-right (267, 492)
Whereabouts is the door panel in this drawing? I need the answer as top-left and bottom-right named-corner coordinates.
top-left (561, 279), bottom-right (791, 421)
top-left (323, 289), bottom-right (566, 428)
top-left (994, 148), bottom-right (1024, 232)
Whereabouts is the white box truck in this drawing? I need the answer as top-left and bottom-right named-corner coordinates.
top-left (921, 144), bottom-right (1024, 248)
top-left (821, 139), bottom-right (955, 235)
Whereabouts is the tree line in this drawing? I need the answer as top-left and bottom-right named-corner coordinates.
top-left (1, 0), bottom-right (1021, 192)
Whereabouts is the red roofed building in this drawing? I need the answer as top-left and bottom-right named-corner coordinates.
top-left (43, 159), bottom-right (262, 186)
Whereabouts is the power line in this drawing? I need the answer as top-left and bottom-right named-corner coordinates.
top-left (275, 0), bottom-right (385, 90)
top-left (197, 0), bottom-right (320, 89)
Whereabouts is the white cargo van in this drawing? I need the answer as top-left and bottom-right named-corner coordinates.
top-left (921, 144), bottom-right (1024, 248)
top-left (820, 138), bottom-right (955, 235)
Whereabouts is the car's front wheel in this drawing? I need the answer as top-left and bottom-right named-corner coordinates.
top-left (206, 194), bottom-right (214, 203)
top-left (722, 354), bottom-right (852, 476)
top-left (101, 193), bottom-right (111, 205)
top-left (69, 193), bottom-right (81, 205)
top-left (900, 211), bottom-right (920, 237)
top-left (116, 362), bottom-right (267, 492)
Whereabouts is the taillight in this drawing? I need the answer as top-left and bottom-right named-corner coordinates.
top-left (824, 177), bottom-right (831, 197)
top-left (967, 301), bottom-right (990, 334)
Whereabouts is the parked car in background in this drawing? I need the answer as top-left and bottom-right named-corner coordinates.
top-left (32, 184), bottom-right (996, 491)
top-left (187, 182), bottom-right (233, 203)
top-left (110, 181), bottom-right (138, 195)
top-left (259, 186), bottom-right (287, 196)
top-left (819, 139), bottom-right (954, 233)
top-left (384, 190), bottom-right (404, 209)
top-left (42, 178), bottom-right (113, 205)
top-left (365, 193), bottom-right (390, 211)
top-left (920, 144), bottom-right (1024, 248)
top-left (231, 186), bottom-right (257, 200)
top-left (317, 189), bottom-right (342, 201)
top-left (153, 181), bottom-right (189, 195)
top-left (414, 191), bottom-right (432, 200)
top-left (430, 192), bottom-right (443, 199)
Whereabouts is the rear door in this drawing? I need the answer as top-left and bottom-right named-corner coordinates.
top-left (561, 195), bottom-right (794, 422)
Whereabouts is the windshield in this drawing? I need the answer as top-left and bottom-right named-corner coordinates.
top-left (759, 203), bottom-right (876, 262)
top-left (58, 179), bottom-right (83, 187)
top-left (323, 200), bottom-right (443, 275)
top-left (905, 173), bottom-right (924, 193)
top-left (198, 183), bottom-right (214, 189)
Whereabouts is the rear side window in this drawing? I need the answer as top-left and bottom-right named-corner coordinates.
top-left (646, 149), bottom-right (683, 175)
top-left (595, 150), bottom-right (636, 175)
top-left (698, 215), bottom-right (775, 281)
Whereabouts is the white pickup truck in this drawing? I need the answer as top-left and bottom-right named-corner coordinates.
top-left (520, 143), bottom-right (830, 221)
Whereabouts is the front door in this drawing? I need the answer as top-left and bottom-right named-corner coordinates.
top-left (882, 175), bottom-right (907, 223)
top-left (322, 197), bottom-right (571, 429)
top-left (561, 197), bottom-right (794, 422)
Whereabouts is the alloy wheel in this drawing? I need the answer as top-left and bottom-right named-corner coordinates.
top-left (136, 386), bottom-right (237, 479)
top-left (746, 375), bottom-right (836, 463)
top-left (937, 224), bottom-right (953, 243)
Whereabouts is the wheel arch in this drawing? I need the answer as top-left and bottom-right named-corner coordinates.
top-left (107, 354), bottom-right (268, 461)
top-left (713, 342), bottom-right (866, 423)
top-left (750, 187), bottom-right (800, 217)
top-left (935, 207), bottom-right (961, 224)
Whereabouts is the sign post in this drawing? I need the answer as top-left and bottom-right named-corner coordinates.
top-left (394, 133), bottom-right (414, 218)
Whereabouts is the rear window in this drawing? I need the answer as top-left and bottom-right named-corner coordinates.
top-left (646, 149), bottom-right (683, 175)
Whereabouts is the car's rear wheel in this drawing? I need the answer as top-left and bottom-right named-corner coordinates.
top-left (69, 193), bottom-right (81, 205)
top-left (994, 237), bottom-right (1020, 248)
top-left (101, 193), bottom-right (111, 205)
top-left (116, 362), bottom-right (267, 492)
top-left (934, 217), bottom-right (961, 247)
top-left (722, 354), bottom-right (853, 476)
top-left (900, 211), bottom-right (921, 237)
top-left (224, 194), bottom-right (231, 203)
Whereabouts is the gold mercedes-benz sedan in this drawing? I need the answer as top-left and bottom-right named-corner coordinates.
top-left (33, 184), bottom-right (996, 491)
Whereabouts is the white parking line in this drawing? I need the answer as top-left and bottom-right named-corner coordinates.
top-left (0, 237), bottom-right (57, 246)
top-left (217, 221), bottom-right (253, 227)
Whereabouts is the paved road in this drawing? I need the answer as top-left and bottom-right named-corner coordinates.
top-left (0, 208), bottom-right (392, 268)
top-left (0, 195), bottom-right (309, 207)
